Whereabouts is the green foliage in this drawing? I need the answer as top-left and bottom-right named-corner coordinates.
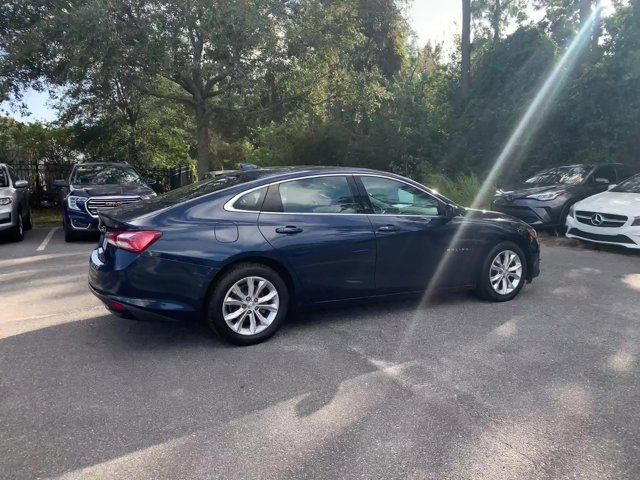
top-left (423, 172), bottom-right (495, 208)
top-left (1, 0), bottom-right (640, 194)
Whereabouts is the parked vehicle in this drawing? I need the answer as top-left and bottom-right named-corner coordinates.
top-left (565, 172), bottom-right (640, 249)
top-left (0, 163), bottom-right (32, 242)
top-left (492, 163), bottom-right (637, 231)
top-left (89, 167), bottom-right (541, 345)
top-left (54, 162), bottom-right (157, 242)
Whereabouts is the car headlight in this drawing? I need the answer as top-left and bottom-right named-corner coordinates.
top-left (526, 190), bottom-right (566, 201)
top-left (141, 193), bottom-right (156, 200)
top-left (632, 217), bottom-right (640, 226)
top-left (568, 204), bottom-right (576, 218)
top-left (67, 196), bottom-right (84, 211)
top-left (0, 197), bottom-right (11, 205)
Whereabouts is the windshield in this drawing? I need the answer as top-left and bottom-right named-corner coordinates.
top-left (523, 166), bottom-right (589, 187)
top-left (0, 168), bottom-right (8, 188)
top-left (71, 165), bottom-right (144, 186)
top-left (611, 173), bottom-right (640, 193)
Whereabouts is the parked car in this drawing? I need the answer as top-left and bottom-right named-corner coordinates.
top-left (565, 172), bottom-right (640, 249)
top-left (492, 163), bottom-right (637, 231)
top-left (54, 162), bottom-right (157, 242)
top-left (89, 167), bottom-right (541, 345)
top-left (0, 163), bottom-right (32, 242)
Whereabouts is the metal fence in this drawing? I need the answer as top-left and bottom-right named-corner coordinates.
top-left (6, 162), bottom-right (197, 207)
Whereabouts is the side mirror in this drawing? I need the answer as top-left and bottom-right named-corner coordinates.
top-left (145, 177), bottom-right (157, 185)
top-left (442, 204), bottom-right (458, 218)
top-left (14, 180), bottom-right (28, 188)
top-left (594, 177), bottom-right (610, 185)
top-left (53, 179), bottom-right (68, 188)
top-left (607, 184), bottom-right (617, 191)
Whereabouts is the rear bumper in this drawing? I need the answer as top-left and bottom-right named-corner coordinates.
top-left (88, 247), bottom-right (215, 322)
top-left (89, 283), bottom-right (190, 322)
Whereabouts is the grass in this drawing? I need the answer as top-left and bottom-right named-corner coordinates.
top-left (422, 173), bottom-right (495, 209)
top-left (32, 208), bottom-right (62, 227)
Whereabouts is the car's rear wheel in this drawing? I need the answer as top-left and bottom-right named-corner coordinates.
top-left (9, 212), bottom-right (24, 242)
top-left (207, 263), bottom-right (289, 345)
top-left (476, 242), bottom-right (527, 302)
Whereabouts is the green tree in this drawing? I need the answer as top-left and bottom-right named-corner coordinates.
top-left (1, 0), bottom-right (294, 177)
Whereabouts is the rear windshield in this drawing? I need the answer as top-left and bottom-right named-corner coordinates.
top-left (611, 173), bottom-right (640, 193)
top-left (143, 170), bottom-right (276, 208)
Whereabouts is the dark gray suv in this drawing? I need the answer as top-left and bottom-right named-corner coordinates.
top-left (492, 163), bottom-right (638, 231)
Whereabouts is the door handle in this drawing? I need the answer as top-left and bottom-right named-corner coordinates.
top-left (275, 225), bottom-right (303, 235)
top-left (377, 225), bottom-right (399, 232)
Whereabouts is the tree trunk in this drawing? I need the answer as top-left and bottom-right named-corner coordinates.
top-left (461, 0), bottom-right (471, 100)
top-left (591, 3), bottom-right (601, 50)
top-left (492, 0), bottom-right (501, 43)
top-left (195, 103), bottom-right (212, 179)
top-left (579, 0), bottom-right (592, 27)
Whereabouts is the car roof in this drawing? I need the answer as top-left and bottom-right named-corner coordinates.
top-left (73, 162), bottom-right (132, 167)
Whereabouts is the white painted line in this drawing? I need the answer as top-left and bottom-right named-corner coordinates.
top-left (36, 227), bottom-right (58, 252)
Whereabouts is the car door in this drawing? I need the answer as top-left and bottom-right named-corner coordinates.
top-left (355, 174), bottom-right (473, 294)
top-left (257, 174), bottom-right (376, 303)
top-left (8, 166), bottom-right (27, 216)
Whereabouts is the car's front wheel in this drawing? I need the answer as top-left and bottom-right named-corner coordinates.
top-left (476, 242), bottom-right (527, 302)
top-left (9, 212), bottom-right (25, 242)
top-left (207, 263), bottom-right (289, 345)
top-left (63, 217), bottom-right (77, 242)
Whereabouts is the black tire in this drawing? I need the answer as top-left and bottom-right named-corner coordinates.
top-left (63, 218), bottom-right (77, 242)
top-left (476, 241), bottom-right (527, 302)
top-left (555, 202), bottom-right (574, 236)
top-left (25, 206), bottom-right (33, 230)
top-left (9, 212), bottom-right (25, 242)
top-left (207, 263), bottom-right (289, 346)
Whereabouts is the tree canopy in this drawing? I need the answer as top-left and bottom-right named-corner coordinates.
top-left (1, 0), bottom-right (639, 186)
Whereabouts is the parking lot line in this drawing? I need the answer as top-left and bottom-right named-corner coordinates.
top-left (36, 227), bottom-right (58, 251)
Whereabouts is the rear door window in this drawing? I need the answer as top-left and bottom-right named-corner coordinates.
top-left (264, 176), bottom-right (361, 214)
top-left (232, 187), bottom-right (267, 211)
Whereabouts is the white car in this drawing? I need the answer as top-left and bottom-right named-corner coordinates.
top-left (566, 173), bottom-right (640, 249)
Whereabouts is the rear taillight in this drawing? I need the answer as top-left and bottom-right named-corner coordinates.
top-left (105, 230), bottom-right (162, 254)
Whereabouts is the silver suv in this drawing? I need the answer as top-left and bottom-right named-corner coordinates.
top-left (0, 163), bottom-right (32, 242)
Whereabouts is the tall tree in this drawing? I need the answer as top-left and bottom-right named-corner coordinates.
top-left (0, 0), bottom-right (293, 177)
top-left (461, 0), bottom-right (472, 100)
top-left (472, 0), bottom-right (528, 42)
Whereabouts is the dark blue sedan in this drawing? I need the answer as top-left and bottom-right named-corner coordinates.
top-left (89, 167), bottom-right (540, 345)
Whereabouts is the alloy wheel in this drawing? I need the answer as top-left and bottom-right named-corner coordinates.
top-left (222, 276), bottom-right (279, 336)
top-left (489, 249), bottom-right (522, 295)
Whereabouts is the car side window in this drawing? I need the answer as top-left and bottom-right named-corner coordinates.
top-left (232, 187), bottom-right (267, 211)
top-left (0, 168), bottom-right (8, 188)
top-left (616, 166), bottom-right (635, 182)
top-left (266, 176), bottom-right (361, 214)
top-left (359, 176), bottom-right (441, 216)
top-left (593, 165), bottom-right (617, 183)
top-left (8, 166), bottom-right (19, 184)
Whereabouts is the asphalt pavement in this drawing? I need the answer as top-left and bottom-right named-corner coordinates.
top-left (0, 227), bottom-right (639, 479)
